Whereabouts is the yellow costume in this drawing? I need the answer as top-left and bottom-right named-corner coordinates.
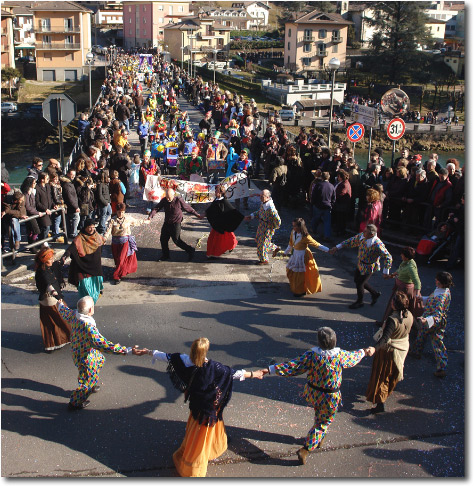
top-left (284, 231), bottom-right (328, 295)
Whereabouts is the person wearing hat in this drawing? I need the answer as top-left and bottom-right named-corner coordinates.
top-left (61, 219), bottom-right (107, 303)
top-left (258, 327), bottom-right (375, 464)
top-left (35, 245), bottom-right (71, 353)
top-left (179, 146), bottom-right (203, 179)
top-left (205, 131), bottom-right (228, 172)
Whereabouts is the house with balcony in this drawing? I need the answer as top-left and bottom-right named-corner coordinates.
top-left (163, 15), bottom-right (231, 65)
top-left (30, 1), bottom-right (92, 81)
top-left (231, 2), bottom-right (270, 28)
top-left (94, 7), bottom-right (123, 28)
top-left (1, 5), bottom-right (16, 68)
top-left (284, 11), bottom-right (351, 75)
top-left (199, 6), bottom-right (252, 30)
top-left (2, 2), bottom-right (36, 61)
top-left (122, 1), bottom-right (191, 49)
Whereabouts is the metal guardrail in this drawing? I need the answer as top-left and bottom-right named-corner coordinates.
top-left (2, 207), bottom-right (69, 263)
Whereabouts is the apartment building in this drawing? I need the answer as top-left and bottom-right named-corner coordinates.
top-left (122, 1), bottom-right (191, 49)
top-left (284, 11), bottom-right (351, 74)
top-left (200, 6), bottom-right (252, 30)
top-left (11, 3), bottom-right (35, 60)
top-left (232, 2), bottom-right (270, 28)
top-left (1, 5), bottom-right (15, 68)
top-left (95, 7), bottom-right (123, 28)
top-left (163, 15), bottom-right (231, 64)
top-left (31, 1), bottom-right (92, 81)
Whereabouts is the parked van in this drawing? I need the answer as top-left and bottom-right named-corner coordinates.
top-left (1, 102), bottom-right (17, 113)
top-left (278, 109), bottom-right (295, 121)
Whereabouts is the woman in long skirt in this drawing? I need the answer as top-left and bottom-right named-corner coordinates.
top-left (366, 291), bottom-right (413, 414)
top-left (133, 338), bottom-right (264, 477)
top-left (35, 246), bottom-right (71, 352)
top-left (205, 185), bottom-right (243, 258)
top-left (283, 218), bottom-right (329, 297)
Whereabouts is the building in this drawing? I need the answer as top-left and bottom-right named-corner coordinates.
top-left (341, 2), bottom-right (376, 48)
top-left (426, 18), bottom-right (446, 42)
top-left (1, 4), bottom-right (16, 68)
top-left (31, 1), bottom-right (92, 81)
top-left (163, 15), bottom-right (231, 64)
top-left (232, 2), bottom-right (270, 28)
top-left (10, 2), bottom-right (36, 61)
top-left (199, 6), bottom-right (252, 30)
top-left (284, 11), bottom-right (351, 75)
top-left (443, 50), bottom-right (464, 77)
top-left (94, 7), bottom-right (123, 28)
top-left (261, 78), bottom-right (346, 111)
top-left (122, 1), bottom-right (191, 49)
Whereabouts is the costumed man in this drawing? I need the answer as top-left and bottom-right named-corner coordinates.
top-left (146, 188), bottom-right (204, 262)
top-left (259, 327), bottom-right (375, 465)
top-left (244, 189), bottom-right (281, 265)
top-left (205, 131), bottom-right (228, 173)
top-left (205, 184), bottom-right (244, 258)
top-left (56, 296), bottom-right (133, 410)
top-left (330, 224), bottom-right (393, 309)
top-left (199, 111), bottom-right (213, 140)
top-left (144, 105), bottom-right (154, 126)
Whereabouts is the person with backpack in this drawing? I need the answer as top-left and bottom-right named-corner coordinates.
top-left (270, 156), bottom-right (288, 211)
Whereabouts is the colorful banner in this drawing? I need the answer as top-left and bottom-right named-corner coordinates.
top-left (143, 173), bottom-right (249, 204)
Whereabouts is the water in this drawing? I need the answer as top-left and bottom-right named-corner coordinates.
top-left (353, 149), bottom-right (465, 171)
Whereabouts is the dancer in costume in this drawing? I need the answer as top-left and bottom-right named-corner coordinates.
top-left (283, 218), bottom-right (329, 297)
top-left (411, 271), bottom-right (453, 378)
top-left (366, 291), bottom-right (413, 414)
top-left (260, 327), bottom-right (374, 465)
top-left (330, 224), bottom-right (392, 309)
top-left (133, 337), bottom-right (264, 477)
top-left (244, 189), bottom-right (281, 265)
top-left (61, 218), bottom-right (107, 303)
top-left (35, 246), bottom-right (71, 352)
top-left (205, 184), bottom-right (243, 258)
top-left (56, 296), bottom-right (132, 410)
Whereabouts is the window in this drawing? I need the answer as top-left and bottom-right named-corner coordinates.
top-left (143, 29), bottom-right (146, 35)
top-left (43, 35), bottom-right (51, 44)
top-left (302, 58), bottom-right (311, 66)
top-left (318, 29), bottom-right (327, 39)
top-left (288, 55), bottom-right (290, 64)
top-left (159, 18), bottom-right (163, 23)
top-left (143, 17), bottom-right (146, 24)
top-left (178, 6), bottom-right (184, 12)
top-left (128, 6), bottom-right (131, 12)
top-left (65, 52), bottom-right (74, 61)
top-left (65, 18), bottom-right (73, 31)
top-left (332, 44), bottom-right (338, 53)
top-left (129, 18), bottom-right (132, 23)
top-left (303, 43), bottom-right (311, 52)
top-left (41, 18), bottom-right (51, 31)
top-left (304, 29), bottom-right (312, 39)
top-left (288, 42), bottom-right (290, 49)
top-left (318, 43), bottom-right (326, 54)
top-left (129, 28), bottom-right (132, 34)
top-left (437, 26), bottom-right (440, 31)
top-left (158, 4), bottom-right (164, 10)
top-left (65, 35), bottom-right (73, 45)
top-left (169, 6), bottom-right (173, 14)
top-left (288, 28), bottom-right (291, 37)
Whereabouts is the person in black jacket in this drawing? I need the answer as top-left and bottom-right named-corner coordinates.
top-left (35, 172), bottom-right (56, 241)
top-left (310, 171), bottom-right (336, 239)
top-left (61, 169), bottom-right (80, 238)
top-left (110, 146), bottom-right (131, 202)
top-left (96, 170), bottom-right (112, 235)
top-left (114, 100), bottom-right (131, 133)
top-left (21, 176), bottom-right (42, 249)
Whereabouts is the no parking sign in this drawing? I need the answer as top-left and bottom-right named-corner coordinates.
top-left (347, 123), bottom-right (365, 143)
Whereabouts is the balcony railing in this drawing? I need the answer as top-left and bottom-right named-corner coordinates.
top-left (33, 26), bottom-right (80, 33)
top-left (298, 36), bottom-right (315, 43)
top-left (35, 42), bottom-right (81, 50)
top-left (331, 36), bottom-right (342, 43)
top-left (316, 50), bottom-right (327, 57)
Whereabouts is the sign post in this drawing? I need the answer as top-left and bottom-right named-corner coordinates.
top-left (42, 93), bottom-right (77, 171)
top-left (386, 117), bottom-right (406, 167)
top-left (347, 122), bottom-right (365, 143)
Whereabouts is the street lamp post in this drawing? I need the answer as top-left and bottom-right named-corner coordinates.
top-left (181, 46), bottom-right (185, 69)
top-left (86, 51), bottom-right (94, 110)
top-left (212, 48), bottom-right (218, 85)
top-left (327, 57), bottom-right (340, 149)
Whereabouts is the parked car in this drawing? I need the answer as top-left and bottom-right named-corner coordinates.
top-left (278, 109), bottom-right (295, 121)
top-left (92, 45), bottom-right (106, 55)
top-left (1, 102), bottom-right (18, 113)
top-left (192, 60), bottom-right (207, 67)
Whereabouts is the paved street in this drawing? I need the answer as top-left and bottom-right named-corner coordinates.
top-left (1, 95), bottom-right (465, 478)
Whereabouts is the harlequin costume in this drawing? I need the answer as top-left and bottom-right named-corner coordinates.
top-left (250, 198), bottom-right (281, 264)
top-left (57, 302), bottom-right (131, 408)
top-left (205, 196), bottom-right (243, 257)
top-left (336, 232), bottom-right (392, 306)
top-left (412, 287), bottom-right (451, 373)
top-left (267, 346), bottom-right (367, 451)
top-left (284, 231), bottom-right (329, 296)
top-left (146, 349), bottom-right (251, 477)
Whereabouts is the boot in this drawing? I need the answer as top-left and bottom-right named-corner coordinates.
top-left (297, 446), bottom-right (309, 465)
top-left (370, 402), bottom-right (385, 414)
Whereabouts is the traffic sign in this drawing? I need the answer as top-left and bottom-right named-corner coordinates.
top-left (347, 122), bottom-right (365, 142)
top-left (387, 118), bottom-right (406, 140)
top-left (42, 93), bottom-right (77, 127)
top-left (350, 103), bottom-right (378, 127)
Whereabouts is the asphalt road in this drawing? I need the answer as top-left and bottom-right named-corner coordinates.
top-left (1, 94), bottom-right (465, 478)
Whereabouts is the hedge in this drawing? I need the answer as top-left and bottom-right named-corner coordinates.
top-left (230, 40), bottom-right (284, 50)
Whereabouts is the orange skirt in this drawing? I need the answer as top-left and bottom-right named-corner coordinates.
top-left (173, 414), bottom-right (228, 477)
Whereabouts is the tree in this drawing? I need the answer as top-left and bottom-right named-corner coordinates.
top-left (364, 1), bottom-right (433, 83)
top-left (1, 67), bottom-right (21, 98)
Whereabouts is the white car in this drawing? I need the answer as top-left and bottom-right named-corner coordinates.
top-left (92, 45), bottom-right (107, 55)
top-left (1, 102), bottom-right (17, 113)
top-left (278, 109), bottom-right (295, 121)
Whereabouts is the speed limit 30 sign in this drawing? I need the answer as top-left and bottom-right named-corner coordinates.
top-left (387, 118), bottom-right (406, 140)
